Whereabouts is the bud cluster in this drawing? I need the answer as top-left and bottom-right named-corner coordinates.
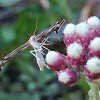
top-left (45, 16), bottom-right (100, 86)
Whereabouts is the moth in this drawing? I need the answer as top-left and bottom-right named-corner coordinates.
top-left (0, 19), bottom-right (66, 71)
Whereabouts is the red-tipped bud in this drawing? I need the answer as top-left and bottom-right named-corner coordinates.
top-left (63, 23), bottom-right (77, 46)
top-left (84, 57), bottom-right (100, 82)
top-left (88, 37), bottom-right (100, 58)
top-left (45, 51), bottom-right (67, 71)
top-left (57, 68), bottom-right (79, 86)
top-left (75, 22), bottom-right (91, 48)
top-left (67, 42), bottom-right (86, 70)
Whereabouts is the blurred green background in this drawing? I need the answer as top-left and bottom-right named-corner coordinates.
top-left (0, 0), bottom-right (100, 100)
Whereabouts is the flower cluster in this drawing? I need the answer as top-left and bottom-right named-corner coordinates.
top-left (45, 16), bottom-right (100, 86)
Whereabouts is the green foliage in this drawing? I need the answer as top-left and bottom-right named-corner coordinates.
top-left (0, 0), bottom-right (92, 100)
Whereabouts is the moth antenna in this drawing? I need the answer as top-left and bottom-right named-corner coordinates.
top-left (34, 17), bottom-right (38, 35)
top-left (26, 32), bottom-right (32, 37)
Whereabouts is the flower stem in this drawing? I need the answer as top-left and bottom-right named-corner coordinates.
top-left (88, 81), bottom-right (99, 100)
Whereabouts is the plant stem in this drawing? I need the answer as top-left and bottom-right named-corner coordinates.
top-left (88, 81), bottom-right (99, 100)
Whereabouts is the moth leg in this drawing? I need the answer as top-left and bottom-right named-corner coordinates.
top-left (40, 37), bottom-right (53, 46)
top-left (41, 42), bottom-right (53, 46)
top-left (41, 45), bottom-right (51, 52)
top-left (30, 50), bottom-right (44, 71)
top-left (41, 37), bottom-right (49, 44)
top-left (29, 50), bottom-right (50, 70)
top-left (30, 49), bottom-right (45, 55)
top-left (40, 39), bottom-right (51, 52)
top-left (30, 50), bottom-right (37, 57)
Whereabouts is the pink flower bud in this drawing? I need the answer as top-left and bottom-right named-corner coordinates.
top-left (75, 22), bottom-right (91, 48)
top-left (88, 37), bottom-right (100, 58)
top-left (63, 23), bottom-right (77, 46)
top-left (57, 68), bottom-right (79, 86)
top-left (84, 57), bottom-right (100, 82)
top-left (67, 42), bottom-right (86, 70)
top-left (87, 16), bottom-right (100, 39)
top-left (87, 16), bottom-right (100, 30)
top-left (45, 51), bottom-right (68, 71)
